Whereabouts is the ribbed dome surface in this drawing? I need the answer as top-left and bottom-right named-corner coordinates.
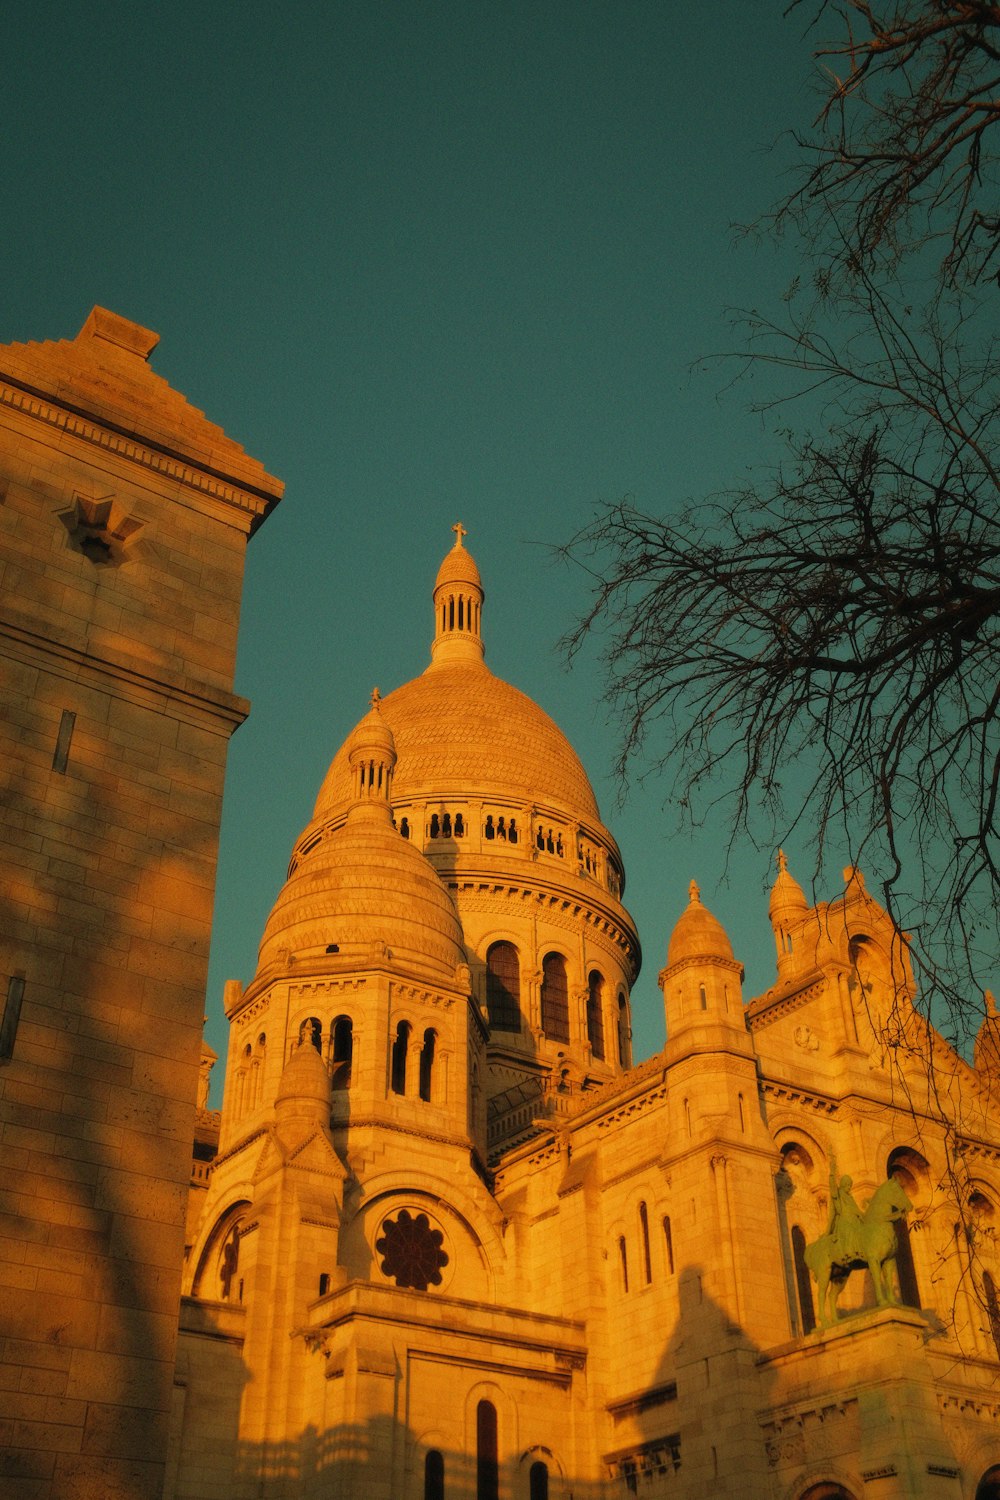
top-left (313, 658), bottom-right (601, 823)
top-left (666, 882), bottom-right (735, 967)
top-left (258, 818), bottom-right (466, 982)
top-left (435, 541), bottom-right (482, 590)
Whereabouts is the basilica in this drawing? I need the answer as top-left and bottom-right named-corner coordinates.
top-left (172, 531), bottom-right (1000, 1500)
top-left (2, 310), bottom-right (1000, 1500)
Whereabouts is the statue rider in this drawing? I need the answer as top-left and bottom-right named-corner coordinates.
top-left (826, 1159), bottom-right (864, 1261)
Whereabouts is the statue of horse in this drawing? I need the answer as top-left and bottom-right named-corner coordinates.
top-left (804, 1176), bottom-right (913, 1327)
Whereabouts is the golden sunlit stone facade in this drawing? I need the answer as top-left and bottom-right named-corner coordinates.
top-left (0, 309), bottom-right (282, 1500)
top-left (170, 535), bottom-right (1000, 1500)
top-left (4, 313), bottom-right (1000, 1500)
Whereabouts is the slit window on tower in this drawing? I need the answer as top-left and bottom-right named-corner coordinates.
top-left (618, 1234), bottom-right (629, 1293)
top-left (540, 953), bottom-right (569, 1043)
top-left (391, 1021), bottom-right (410, 1095)
top-left (529, 1462), bottom-right (549, 1500)
top-left (663, 1215), bottom-right (674, 1274)
top-left (0, 972), bottom-right (26, 1060)
top-left (639, 1201), bottom-right (652, 1284)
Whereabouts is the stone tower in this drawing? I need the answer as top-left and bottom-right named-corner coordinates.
top-left (0, 308), bottom-right (282, 1500)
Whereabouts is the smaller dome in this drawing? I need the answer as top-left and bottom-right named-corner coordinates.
top-left (435, 523), bottom-right (482, 590)
top-left (768, 849), bottom-right (808, 919)
top-left (275, 1033), bottom-right (331, 1114)
top-left (347, 691), bottom-right (396, 763)
top-left (667, 880), bottom-right (735, 967)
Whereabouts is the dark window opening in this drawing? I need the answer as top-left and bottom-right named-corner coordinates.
top-left (529, 1461), bottom-right (549, 1500)
top-left (663, 1215), bottom-right (674, 1274)
top-left (476, 1400), bottom-right (498, 1500)
top-left (331, 1016), bottom-right (353, 1088)
top-left (586, 969), bottom-right (605, 1059)
top-left (485, 815), bottom-right (495, 840)
top-left (486, 942), bottom-right (522, 1032)
top-left (419, 1028), bottom-right (436, 1102)
top-left (791, 1224), bottom-right (816, 1333)
top-left (618, 1234), bottom-right (629, 1293)
top-left (0, 972), bottom-right (26, 1060)
top-left (400, 817), bottom-right (410, 839)
top-left (391, 1021), bottom-right (410, 1095)
top-left (541, 953), bottom-right (569, 1043)
top-left (639, 1201), bottom-right (652, 1285)
top-left (425, 1449), bottom-right (445, 1500)
top-left (454, 813), bottom-right (464, 836)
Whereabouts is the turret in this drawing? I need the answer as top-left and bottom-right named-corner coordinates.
top-left (659, 880), bottom-right (748, 1059)
top-left (768, 849), bottom-right (809, 979)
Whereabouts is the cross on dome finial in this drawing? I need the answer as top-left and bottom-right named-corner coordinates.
top-left (688, 879), bottom-right (701, 904)
top-left (370, 686), bottom-right (382, 710)
top-left (451, 521), bottom-right (467, 548)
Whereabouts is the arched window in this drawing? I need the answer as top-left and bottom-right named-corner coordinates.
top-left (529, 1460), bottom-right (549, 1500)
top-left (425, 1449), bottom-right (445, 1500)
top-left (541, 953), bottom-right (569, 1043)
top-left (663, 1215), bottom-right (674, 1274)
top-left (454, 812), bottom-right (465, 836)
top-left (476, 1400), bottom-right (498, 1500)
top-left (419, 1028), bottom-right (436, 1102)
top-left (639, 1201), bottom-right (652, 1284)
top-left (485, 815), bottom-right (495, 840)
top-left (887, 1148), bottom-right (924, 1308)
top-left (976, 1465), bottom-right (1000, 1500)
top-left (331, 1016), bottom-right (353, 1089)
top-left (618, 1234), bottom-right (629, 1293)
top-left (699, 983), bottom-right (707, 1010)
top-left (486, 942), bottom-right (521, 1032)
top-left (617, 993), bottom-right (631, 1067)
top-left (430, 813), bottom-right (440, 838)
top-left (586, 970), bottom-right (605, 1059)
top-left (800, 1486), bottom-right (860, 1500)
top-left (391, 1021), bottom-right (411, 1096)
top-left (791, 1224), bottom-right (816, 1334)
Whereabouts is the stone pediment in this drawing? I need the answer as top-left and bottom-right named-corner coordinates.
top-left (0, 306), bottom-right (281, 497)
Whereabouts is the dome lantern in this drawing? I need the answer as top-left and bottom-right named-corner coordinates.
top-left (430, 522), bottom-right (485, 666)
top-left (345, 688), bottom-right (397, 824)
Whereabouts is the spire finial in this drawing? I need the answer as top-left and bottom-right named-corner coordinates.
top-left (777, 848), bottom-right (788, 873)
top-left (369, 686), bottom-right (382, 711)
top-left (688, 879), bottom-right (701, 904)
top-left (451, 520), bottom-right (467, 548)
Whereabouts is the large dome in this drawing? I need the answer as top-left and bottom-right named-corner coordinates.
top-left (313, 527), bottom-right (602, 826)
top-left (313, 658), bottom-right (601, 823)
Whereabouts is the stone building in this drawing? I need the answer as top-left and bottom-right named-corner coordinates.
top-left (3, 310), bottom-right (999, 1500)
top-left (0, 309), bottom-right (282, 1500)
top-left (168, 532), bottom-right (1000, 1500)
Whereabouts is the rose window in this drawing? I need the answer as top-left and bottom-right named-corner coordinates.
top-left (375, 1209), bottom-right (448, 1291)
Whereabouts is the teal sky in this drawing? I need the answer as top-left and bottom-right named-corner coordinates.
top-left (4, 4), bottom-right (843, 1077)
